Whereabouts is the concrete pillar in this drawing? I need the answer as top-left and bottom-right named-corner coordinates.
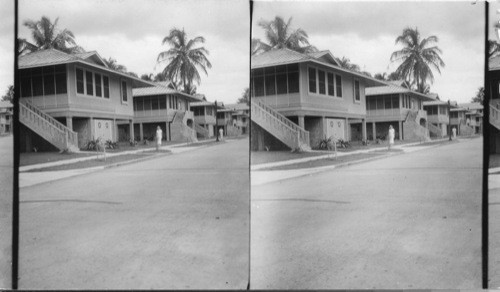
top-left (298, 115), bottom-right (305, 129)
top-left (398, 120), bottom-right (403, 140)
top-left (89, 117), bottom-right (94, 140)
top-left (65, 116), bottom-right (73, 130)
top-left (362, 118), bottom-right (367, 141)
top-left (139, 123), bottom-right (144, 142)
top-left (345, 118), bottom-right (349, 141)
top-left (372, 122), bottom-right (376, 141)
top-left (165, 121), bottom-right (169, 141)
top-left (129, 119), bottom-right (134, 141)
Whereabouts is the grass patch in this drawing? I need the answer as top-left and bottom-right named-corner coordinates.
top-left (405, 139), bottom-right (458, 147)
top-left (261, 152), bottom-right (386, 171)
top-left (251, 151), bottom-right (327, 165)
top-left (20, 151), bottom-right (96, 166)
top-left (175, 140), bottom-right (223, 148)
top-left (24, 151), bottom-right (170, 172)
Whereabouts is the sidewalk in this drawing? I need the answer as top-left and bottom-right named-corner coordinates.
top-left (251, 137), bottom-right (456, 186)
top-left (19, 138), bottom-right (221, 188)
top-left (20, 138), bottom-right (217, 172)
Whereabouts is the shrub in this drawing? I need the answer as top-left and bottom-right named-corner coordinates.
top-left (105, 140), bottom-right (118, 149)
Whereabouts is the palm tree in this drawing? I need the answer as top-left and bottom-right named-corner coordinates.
top-left (104, 57), bottom-right (127, 73)
top-left (490, 40), bottom-right (500, 59)
top-left (254, 16), bottom-right (317, 55)
top-left (18, 16), bottom-right (83, 55)
top-left (337, 57), bottom-right (360, 72)
top-left (157, 28), bottom-right (212, 94)
top-left (390, 27), bottom-right (445, 93)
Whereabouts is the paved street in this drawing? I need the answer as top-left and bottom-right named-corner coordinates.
top-left (0, 135), bottom-right (12, 289)
top-left (251, 137), bottom-right (482, 289)
top-left (19, 138), bottom-right (249, 289)
top-left (489, 172), bottom-right (500, 288)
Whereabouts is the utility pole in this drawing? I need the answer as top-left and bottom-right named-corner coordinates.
top-left (215, 100), bottom-right (219, 142)
top-left (448, 100), bottom-right (452, 141)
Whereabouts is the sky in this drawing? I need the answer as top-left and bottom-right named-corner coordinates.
top-left (14, 0), bottom-right (249, 104)
top-left (253, 1), bottom-right (485, 104)
top-left (0, 0), bottom-right (14, 97)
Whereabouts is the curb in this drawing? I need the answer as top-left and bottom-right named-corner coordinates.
top-left (252, 151), bottom-right (404, 186)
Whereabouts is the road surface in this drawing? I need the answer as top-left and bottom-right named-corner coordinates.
top-left (0, 135), bottom-right (13, 289)
top-left (19, 138), bottom-right (249, 289)
top-left (251, 137), bottom-right (482, 289)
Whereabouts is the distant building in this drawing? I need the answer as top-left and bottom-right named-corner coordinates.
top-left (225, 103), bottom-right (249, 135)
top-left (131, 82), bottom-right (199, 143)
top-left (0, 101), bottom-right (13, 135)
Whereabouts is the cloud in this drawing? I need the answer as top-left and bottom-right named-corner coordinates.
top-left (253, 1), bottom-right (484, 103)
top-left (17, 0), bottom-right (249, 104)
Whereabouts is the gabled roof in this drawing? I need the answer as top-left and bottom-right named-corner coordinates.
top-left (490, 55), bottom-right (500, 71)
top-left (251, 48), bottom-right (386, 87)
top-left (306, 50), bottom-right (339, 66)
top-left (132, 82), bottom-right (201, 102)
top-left (225, 103), bottom-right (249, 111)
top-left (190, 101), bottom-right (225, 109)
top-left (423, 100), bottom-right (450, 106)
top-left (366, 83), bottom-right (434, 101)
top-left (18, 48), bottom-right (153, 88)
top-left (73, 51), bottom-right (108, 67)
top-left (0, 101), bottom-right (13, 108)
top-left (459, 102), bottom-right (483, 110)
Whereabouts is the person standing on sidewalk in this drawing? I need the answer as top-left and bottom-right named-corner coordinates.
top-left (388, 125), bottom-right (395, 150)
top-left (219, 128), bottom-right (224, 141)
top-left (156, 126), bottom-right (163, 151)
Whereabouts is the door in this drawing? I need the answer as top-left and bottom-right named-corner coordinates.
top-left (326, 118), bottom-right (345, 140)
top-left (94, 119), bottom-right (113, 141)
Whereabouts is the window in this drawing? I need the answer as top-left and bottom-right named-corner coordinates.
top-left (354, 79), bottom-right (360, 102)
top-left (86, 71), bottom-right (93, 96)
top-left (251, 65), bottom-right (299, 96)
top-left (336, 75), bottom-right (342, 97)
top-left (103, 76), bottom-right (109, 98)
top-left (308, 67), bottom-right (316, 93)
top-left (318, 70), bottom-right (326, 95)
top-left (151, 96), bottom-right (159, 110)
top-left (327, 73), bottom-right (334, 96)
top-left (121, 81), bottom-right (127, 102)
top-left (287, 64), bottom-right (299, 93)
top-left (95, 73), bottom-right (102, 97)
top-left (376, 96), bottom-right (384, 109)
top-left (43, 67), bottom-right (55, 95)
top-left (76, 68), bottom-right (84, 94)
top-left (368, 98), bottom-right (376, 110)
top-left (20, 75), bottom-right (31, 97)
top-left (276, 72), bottom-right (287, 95)
top-left (159, 97), bottom-right (166, 109)
top-left (54, 65), bottom-right (66, 94)
top-left (392, 95), bottom-right (399, 108)
top-left (136, 97), bottom-right (144, 111)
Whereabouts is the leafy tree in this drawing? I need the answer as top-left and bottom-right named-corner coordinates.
top-left (157, 28), bottom-right (212, 94)
top-left (237, 88), bottom-right (249, 105)
top-left (1, 86), bottom-right (13, 102)
top-left (471, 87), bottom-right (484, 105)
top-left (253, 16), bottom-right (317, 55)
top-left (140, 73), bottom-right (154, 81)
top-left (390, 27), bottom-right (445, 93)
top-left (18, 16), bottom-right (84, 55)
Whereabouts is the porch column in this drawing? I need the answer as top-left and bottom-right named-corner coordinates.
top-left (398, 120), bottom-right (403, 140)
top-left (362, 118), bottom-right (367, 141)
top-left (298, 115), bottom-right (305, 129)
top-left (89, 117), bottom-right (94, 140)
top-left (165, 121), bottom-right (168, 141)
top-left (345, 117), bottom-right (349, 141)
top-left (129, 119), bottom-right (134, 141)
top-left (65, 116), bottom-right (73, 130)
top-left (139, 123), bottom-right (144, 142)
top-left (113, 119), bottom-right (117, 141)
top-left (372, 122), bottom-right (376, 141)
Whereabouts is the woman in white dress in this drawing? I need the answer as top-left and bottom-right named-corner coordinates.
top-left (156, 126), bottom-right (163, 151)
top-left (388, 125), bottom-right (395, 150)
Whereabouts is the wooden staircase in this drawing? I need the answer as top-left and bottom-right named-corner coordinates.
top-left (251, 100), bottom-right (310, 151)
top-left (427, 122), bottom-right (443, 138)
top-left (194, 123), bottom-right (210, 138)
top-left (19, 100), bottom-right (79, 152)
